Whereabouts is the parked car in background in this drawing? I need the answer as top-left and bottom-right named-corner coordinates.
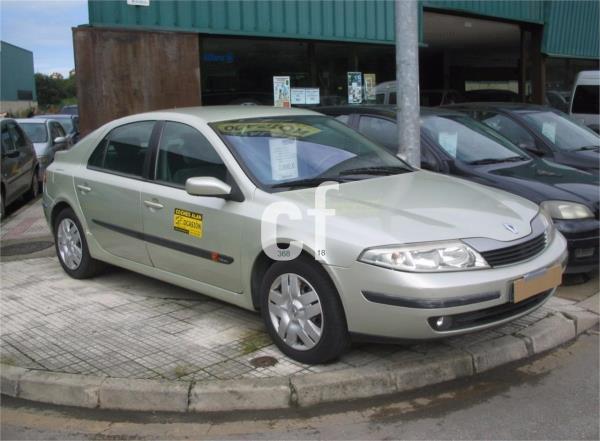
top-left (16, 118), bottom-right (70, 179)
top-left (463, 89), bottom-right (520, 103)
top-left (569, 71), bottom-right (599, 133)
top-left (1, 118), bottom-right (40, 218)
top-left (420, 89), bottom-right (464, 106)
top-left (34, 114), bottom-right (80, 144)
top-left (318, 105), bottom-right (599, 274)
top-left (448, 103), bottom-right (600, 175)
top-left (59, 104), bottom-right (79, 116)
top-left (43, 106), bottom-right (568, 363)
top-left (545, 90), bottom-right (571, 113)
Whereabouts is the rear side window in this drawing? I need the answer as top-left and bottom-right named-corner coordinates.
top-left (88, 121), bottom-right (155, 177)
top-left (155, 122), bottom-right (227, 187)
top-left (572, 85), bottom-right (599, 114)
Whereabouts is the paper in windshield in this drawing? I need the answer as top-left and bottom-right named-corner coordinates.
top-left (541, 122), bottom-right (557, 143)
top-left (270, 138), bottom-right (299, 181)
top-left (438, 131), bottom-right (458, 157)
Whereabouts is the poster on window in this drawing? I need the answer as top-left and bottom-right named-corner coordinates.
top-left (291, 88), bottom-right (306, 105)
top-left (347, 72), bottom-right (363, 104)
top-left (273, 76), bottom-right (291, 108)
top-left (364, 74), bottom-right (376, 102)
top-left (305, 88), bottom-right (320, 105)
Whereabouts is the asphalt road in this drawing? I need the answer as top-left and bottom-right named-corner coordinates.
top-left (1, 329), bottom-right (598, 440)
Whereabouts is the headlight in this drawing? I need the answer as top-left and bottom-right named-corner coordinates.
top-left (540, 201), bottom-right (593, 220)
top-left (358, 241), bottom-right (489, 272)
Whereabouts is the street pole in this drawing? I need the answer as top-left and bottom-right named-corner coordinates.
top-left (395, 0), bottom-right (420, 167)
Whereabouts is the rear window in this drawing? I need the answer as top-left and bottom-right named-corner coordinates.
top-left (572, 85), bottom-right (599, 114)
top-left (20, 123), bottom-right (48, 143)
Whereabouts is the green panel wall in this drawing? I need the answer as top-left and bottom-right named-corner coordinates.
top-left (87, 1), bottom-right (599, 58)
top-left (0, 41), bottom-right (37, 101)
top-left (542, 0), bottom-right (599, 59)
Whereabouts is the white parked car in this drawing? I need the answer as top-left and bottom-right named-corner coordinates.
top-left (569, 70), bottom-right (600, 133)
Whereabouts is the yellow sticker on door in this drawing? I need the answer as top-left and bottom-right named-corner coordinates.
top-left (173, 208), bottom-right (203, 238)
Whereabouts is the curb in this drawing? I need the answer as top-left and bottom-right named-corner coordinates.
top-left (1, 308), bottom-right (597, 413)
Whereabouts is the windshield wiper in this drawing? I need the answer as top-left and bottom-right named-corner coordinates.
top-left (337, 166), bottom-right (412, 176)
top-left (575, 145), bottom-right (600, 152)
top-left (270, 177), bottom-right (347, 189)
top-left (468, 156), bottom-right (528, 165)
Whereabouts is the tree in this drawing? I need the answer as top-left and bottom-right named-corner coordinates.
top-left (34, 73), bottom-right (77, 108)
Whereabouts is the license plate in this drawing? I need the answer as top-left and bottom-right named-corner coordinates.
top-left (512, 265), bottom-right (563, 303)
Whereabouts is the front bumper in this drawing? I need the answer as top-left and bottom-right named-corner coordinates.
top-left (327, 231), bottom-right (568, 340)
top-left (554, 218), bottom-right (599, 274)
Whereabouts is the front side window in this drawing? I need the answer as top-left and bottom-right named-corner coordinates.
top-left (421, 115), bottom-right (528, 164)
top-left (8, 123), bottom-right (29, 152)
top-left (1, 124), bottom-right (15, 154)
top-left (57, 118), bottom-right (74, 134)
top-left (20, 123), bottom-right (48, 143)
top-left (155, 122), bottom-right (227, 187)
top-left (212, 115), bottom-right (411, 190)
top-left (88, 121), bottom-right (155, 177)
top-left (516, 110), bottom-right (600, 152)
top-left (358, 116), bottom-right (397, 152)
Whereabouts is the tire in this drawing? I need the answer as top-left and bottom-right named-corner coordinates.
top-left (53, 207), bottom-right (105, 279)
top-left (26, 170), bottom-right (39, 200)
top-left (260, 255), bottom-right (350, 364)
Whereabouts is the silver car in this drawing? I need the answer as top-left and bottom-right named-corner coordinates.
top-left (16, 118), bottom-right (70, 181)
top-left (43, 106), bottom-right (568, 364)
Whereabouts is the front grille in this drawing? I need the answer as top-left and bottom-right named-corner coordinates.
top-left (428, 290), bottom-right (552, 331)
top-left (481, 232), bottom-right (547, 267)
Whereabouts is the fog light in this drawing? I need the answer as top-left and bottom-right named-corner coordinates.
top-left (574, 248), bottom-right (595, 258)
top-left (432, 316), bottom-right (453, 331)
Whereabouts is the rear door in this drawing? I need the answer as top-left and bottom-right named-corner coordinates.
top-left (1, 122), bottom-right (21, 201)
top-left (74, 120), bottom-right (156, 266)
top-left (141, 121), bottom-right (243, 293)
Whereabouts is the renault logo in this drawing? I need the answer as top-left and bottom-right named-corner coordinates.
top-left (503, 223), bottom-right (519, 235)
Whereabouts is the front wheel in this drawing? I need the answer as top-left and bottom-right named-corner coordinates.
top-left (54, 208), bottom-right (105, 279)
top-left (260, 256), bottom-right (350, 364)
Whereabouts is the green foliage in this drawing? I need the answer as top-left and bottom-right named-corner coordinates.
top-left (35, 73), bottom-right (77, 109)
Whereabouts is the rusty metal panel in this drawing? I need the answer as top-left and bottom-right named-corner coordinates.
top-left (73, 27), bottom-right (201, 135)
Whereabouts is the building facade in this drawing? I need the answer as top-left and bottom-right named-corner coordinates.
top-left (75, 0), bottom-right (599, 134)
top-left (0, 41), bottom-right (37, 115)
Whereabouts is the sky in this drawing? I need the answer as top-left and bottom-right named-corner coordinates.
top-left (1, 0), bottom-right (89, 76)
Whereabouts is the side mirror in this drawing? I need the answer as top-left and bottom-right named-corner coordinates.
top-left (53, 136), bottom-right (66, 145)
top-left (2, 150), bottom-right (19, 159)
top-left (185, 177), bottom-right (232, 198)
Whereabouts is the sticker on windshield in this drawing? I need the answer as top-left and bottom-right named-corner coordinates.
top-left (270, 138), bottom-right (299, 181)
top-left (173, 208), bottom-right (203, 238)
top-left (541, 122), bottom-right (556, 143)
top-left (215, 122), bottom-right (321, 138)
top-left (438, 131), bottom-right (458, 157)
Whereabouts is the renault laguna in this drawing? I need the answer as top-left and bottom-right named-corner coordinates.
top-left (43, 106), bottom-right (567, 364)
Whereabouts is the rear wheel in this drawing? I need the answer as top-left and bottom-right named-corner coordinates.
top-left (54, 207), bottom-right (105, 279)
top-left (260, 256), bottom-right (349, 364)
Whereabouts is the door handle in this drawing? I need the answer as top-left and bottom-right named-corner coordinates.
top-left (144, 200), bottom-right (164, 210)
top-left (77, 184), bottom-right (91, 193)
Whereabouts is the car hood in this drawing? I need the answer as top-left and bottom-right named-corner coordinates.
top-left (559, 149), bottom-right (600, 172)
top-left (470, 159), bottom-right (600, 207)
top-left (274, 171), bottom-right (540, 252)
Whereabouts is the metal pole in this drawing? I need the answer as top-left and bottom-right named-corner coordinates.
top-left (395, 0), bottom-right (420, 167)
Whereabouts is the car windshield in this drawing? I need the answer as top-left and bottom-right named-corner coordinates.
top-left (516, 110), bottom-right (600, 151)
top-left (212, 115), bottom-right (412, 190)
top-left (421, 114), bottom-right (529, 164)
top-left (20, 123), bottom-right (48, 143)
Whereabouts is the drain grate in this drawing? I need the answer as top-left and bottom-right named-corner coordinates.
top-left (249, 356), bottom-right (278, 368)
top-left (1, 241), bottom-right (54, 256)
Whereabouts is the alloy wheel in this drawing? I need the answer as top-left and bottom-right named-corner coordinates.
top-left (57, 218), bottom-right (83, 270)
top-left (268, 273), bottom-right (324, 351)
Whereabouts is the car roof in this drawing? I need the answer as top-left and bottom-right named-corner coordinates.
top-left (445, 102), bottom-right (551, 112)
top-left (132, 105), bottom-right (320, 123)
top-left (35, 114), bottom-right (75, 119)
top-left (16, 118), bottom-right (51, 124)
top-left (315, 104), bottom-right (465, 117)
